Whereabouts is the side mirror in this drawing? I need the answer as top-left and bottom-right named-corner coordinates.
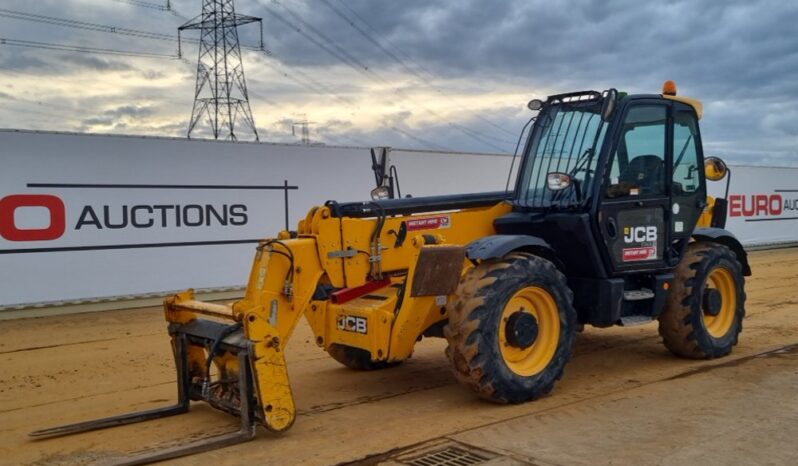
top-left (546, 172), bottom-right (572, 191)
top-left (371, 186), bottom-right (391, 200)
top-left (527, 99), bottom-right (544, 111)
top-left (704, 156), bottom-right (729, 181)
top-left (601, 88), bottom-right (618, 122)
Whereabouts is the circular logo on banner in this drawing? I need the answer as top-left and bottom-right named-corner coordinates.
top-left (0, 194), bottom-right (66, 242)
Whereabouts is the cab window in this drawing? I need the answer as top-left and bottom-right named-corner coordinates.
top-left (672, 110), bottom-right (700, 194)
top-left (606, 105), bottom-right (667, 198)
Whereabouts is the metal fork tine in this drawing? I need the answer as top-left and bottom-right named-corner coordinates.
top-left (29, 332), bottom-right (260, 465)
top-left (29, 404), bottom-right (189, 439)
top-left (108, 427), bottom-right (256, 466)
top-left (30, 334), bottom-right (192, 440)
top-left (103, 352), bottom-right (257, 466)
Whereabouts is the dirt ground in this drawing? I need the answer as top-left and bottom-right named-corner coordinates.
top-left (1, 248), bottom-right (797, 466)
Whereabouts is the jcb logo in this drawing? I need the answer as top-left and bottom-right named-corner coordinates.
top-left (337, 315), bottom-right (368, 334)
top-left (623, 226), bottom-right (657, 244)
top-left (0, 194), bottom-right (66, 241)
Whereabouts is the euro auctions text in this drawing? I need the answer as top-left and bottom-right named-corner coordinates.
top-left (0, 193), bottom-right (247, 242)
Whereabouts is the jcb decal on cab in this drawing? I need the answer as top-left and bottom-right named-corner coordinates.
top-left (623, 226), bottom-right (657, 244)
top-left (337, 315), bottom-right (368, 334)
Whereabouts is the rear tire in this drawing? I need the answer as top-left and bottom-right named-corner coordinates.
top-left (444, 253), bottom-right (576, 403)
top-left (658, 242), bottom-right (746, 359)
top-left (327, 344), bottom-right (401, 370)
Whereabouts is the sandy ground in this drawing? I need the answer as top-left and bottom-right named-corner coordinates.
top-left (0, 248), bottom-right (796, 466)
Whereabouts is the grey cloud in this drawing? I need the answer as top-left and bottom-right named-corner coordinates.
top-left (79, 105), bottom-right (158, 130)
top-left (66, 54), bottom-right (134, 71)
top-left (321, 118), bottom-right (353, 130)
top-left (140, 69), bottom-right (166, 80)
top-left (103, 105), bottom-right (156, 118)
top-left (258, 0), bottom-right (798, 158)
top-left (81, 116), bottom-right (115, 127)
top-left (0, 0), bottom-right (796, 159)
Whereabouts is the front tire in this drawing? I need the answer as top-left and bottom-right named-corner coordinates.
top-left (444, 253), bottom-right (577, 403)
top-left (658, 242), bottom-right (746, 359)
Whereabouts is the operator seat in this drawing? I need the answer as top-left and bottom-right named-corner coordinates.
top-left (618, 155), bottom-right (665, 195)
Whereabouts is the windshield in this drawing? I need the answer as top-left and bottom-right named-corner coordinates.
top-left (519, 100), bottom-right (608, 208)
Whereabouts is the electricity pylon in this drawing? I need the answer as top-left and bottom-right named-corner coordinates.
top-left (179, 0), bottom-right (263, 141)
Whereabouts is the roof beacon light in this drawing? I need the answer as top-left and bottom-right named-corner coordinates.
top-left (662, 80), bottom-right (678, 96)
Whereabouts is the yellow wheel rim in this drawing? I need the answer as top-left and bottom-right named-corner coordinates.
top-left (703, 266), bottom-right (737, 338)
top-left (499, 286), bottom-right (560, 377)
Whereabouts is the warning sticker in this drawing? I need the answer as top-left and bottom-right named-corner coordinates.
top-left (622, 246), bottom-right (657, 262)
top-left (405, 215), bottom-right (451, 231)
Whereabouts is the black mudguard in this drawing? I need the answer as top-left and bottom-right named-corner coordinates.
top-left (466, 234), bottom-right (554, 261)
top-left (693, 227), bottom-right (752, 276)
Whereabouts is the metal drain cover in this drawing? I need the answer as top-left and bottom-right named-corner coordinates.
top-left (403, 446), bottom-right (489, 466)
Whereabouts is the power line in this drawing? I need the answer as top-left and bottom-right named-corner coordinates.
top-left (108, 1), bottom-right (192, 22)
top-left (328, 0), bottom-right (517, 139)
top-left (168, 6), bottom-right (193, 22)
top-left (0, 71), bottom-right (78, 112)
top-left (249, 49), bottom-right (444, 151)
top-left (262, 1), bottom-right (511, 152)
top-left (0, 7), bottom-right (361, 142)
top-left (251, 54), bottom-right (356, 108)
top-left (319, 131), bottom-right (370, 147)
top-left (110, 0), bottom-right (172, 12)
top-left (0, 8), bottom-right (178, 42)
top-left (0, 94), bottom-right (75, 120)
top-left (0, 5), bottom-right (460, 151)
top-left (273, 1), bottom-right (373, 73)
top-left (390, 126), bottom-right (453, 152)
top-left (0, 37), bottom-right (178, 59)
top-left (0, 36), bottom-right (439, 151)
top-left (0, 8), bottom-right (270, 54)
top-left (320, 0), bottom-right (425, 84)
top-left (285, 1), bottom-right (512, 151)
top-left (332, 0), bottom-right (515, 138)
top-left (322, 1), bottom-right (514, 146)
top-left (263, 4), bottom-right (368, 77)
top-left (0, 62), bottom-right (24, 76)
top-left (259, 4), bottom-right (459, 151)
top-left (0, 64), bottom-right (125, 119)
top-left (334, 0), bottom-right (431, 75)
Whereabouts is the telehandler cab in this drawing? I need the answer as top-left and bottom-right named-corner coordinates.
top-left (33, 81), bottom-right (750, 464)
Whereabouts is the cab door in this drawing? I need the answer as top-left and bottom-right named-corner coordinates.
top-left (668, 103), bottom-right (707, 265)
top-left (597, 101), bottom-right (671, 273)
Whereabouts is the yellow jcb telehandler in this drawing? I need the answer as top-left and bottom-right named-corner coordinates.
top-left (33, 82), bottom-right (750, 464)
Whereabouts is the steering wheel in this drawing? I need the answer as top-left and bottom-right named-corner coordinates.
top-left (606, 181), bottom-right (640, 198)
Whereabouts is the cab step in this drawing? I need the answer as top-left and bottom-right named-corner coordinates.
top-left (619, 315), bottom-right (654, 326)
top-left (623, 289), bottom-right (655, 301)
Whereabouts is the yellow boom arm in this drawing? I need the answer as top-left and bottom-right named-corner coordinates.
top-left (165, 201), bottom-right (510, 431)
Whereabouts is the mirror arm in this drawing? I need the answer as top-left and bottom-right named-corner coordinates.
top-left (724, 168), bottom-right (732, 200)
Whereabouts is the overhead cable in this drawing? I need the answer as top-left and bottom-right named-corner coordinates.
top-left (0, 8), bottom-right (270, 54)
top-left (263, 1), bottom-right (511, 152)
top-left (0, 38), bottom-right (178, 59)
top-left (327, 0), bottom-right (517, 139)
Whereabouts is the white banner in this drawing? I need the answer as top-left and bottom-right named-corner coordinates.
top-left (2, 129), bottom-right (795, 307)
top-left (707, 164), bottom-right (798, 246)
top-left (0, 130), bottom-right (513, 307)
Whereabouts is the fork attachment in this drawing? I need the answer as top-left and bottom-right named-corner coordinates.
top-left (30, 322), bottom-right (259, 466)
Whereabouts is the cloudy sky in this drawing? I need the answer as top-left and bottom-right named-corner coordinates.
top-left (0, 0), bottom-right (796, 164)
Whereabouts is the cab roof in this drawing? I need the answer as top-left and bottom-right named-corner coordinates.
top-left (545, 90), bottom-right (704, 120)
